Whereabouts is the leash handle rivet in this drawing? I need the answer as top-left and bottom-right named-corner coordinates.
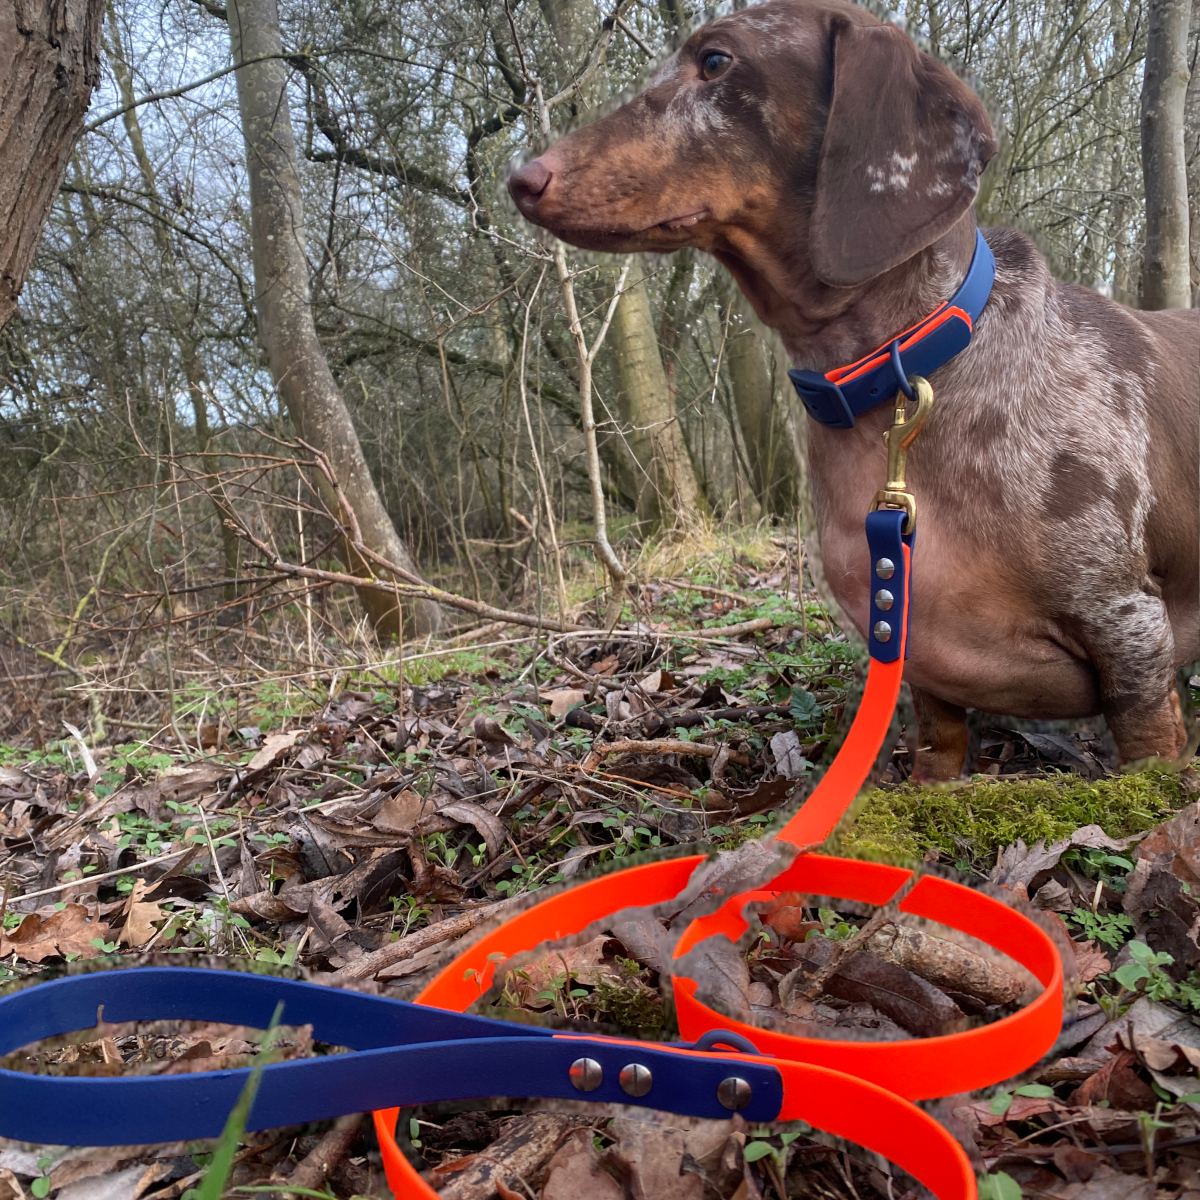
top-left (874, 589), bottom-right (894, 610)
top-left (874, 557), bottom-right (895, 579)
top-left (618, 1063), bottom-right (653, 1097)
top-left (717, 1077), bottom-right (753, 1111)
top-left (873, 621), bottom-right (892, 642)
top-left (569, 1057), bottom-right (603, 1091)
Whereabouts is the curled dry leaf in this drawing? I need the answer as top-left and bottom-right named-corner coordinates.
top-left (1073, 939), bottom-right (1112, 984)
top-left (0, 904), bottom-right (114, 962)
top-left (434, 800), bottom-right (507, 860)
top-left (825, 951), bottom-right (965, 1036)
top-left (604, 1119), bottom-right (704, 1200)
top-left (245, 729), bottom-right (303, 773)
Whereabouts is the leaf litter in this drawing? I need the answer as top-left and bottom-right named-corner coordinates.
top-left (0, 566), bottom-right (1197, 1197)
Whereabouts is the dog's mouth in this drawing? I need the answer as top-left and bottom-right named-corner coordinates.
top-left (657, 208), bottom-right (710, 231)
top-left (549, 210), bottom-right (713, 252)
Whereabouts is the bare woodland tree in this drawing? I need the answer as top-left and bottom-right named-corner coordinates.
top-left (0, 0), bottom-right (1195, 690)
top-left (1142, 0), bottom-right (1193, 309)
top-left (0, 0), bottom-right (105, 331)
top-left (226, 0), bottom-right (439, 634)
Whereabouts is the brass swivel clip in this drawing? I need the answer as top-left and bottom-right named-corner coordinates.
top-left (870, 375), bottom-right (933, 534)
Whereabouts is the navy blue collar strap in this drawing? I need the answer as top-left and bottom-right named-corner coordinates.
top-left (0, 968), bottom-right (783, 1144)
top-left (790, 229), bottom-right (995, 429)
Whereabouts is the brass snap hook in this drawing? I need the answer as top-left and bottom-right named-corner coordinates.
top-left (870, 376), bottom-right (933, 533)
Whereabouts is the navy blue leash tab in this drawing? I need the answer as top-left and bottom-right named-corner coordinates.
top-left (0, 968), bottom-right (784, 1144)
top-left (864, 509), bottom-right (914, 664)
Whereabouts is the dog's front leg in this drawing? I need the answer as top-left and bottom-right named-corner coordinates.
top-left (1082, 590), bottom-right (1188, 766)
top-left (909, 687), bottom-right (971, 782)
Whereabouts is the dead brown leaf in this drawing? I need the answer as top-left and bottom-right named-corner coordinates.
top-left (825, 951), bottom-right (964, 1036)
top-left (544, 689), bottom-right (587, 718)
top-left (373, 790), bottom-right (437, 835)
top-left (434, 800), bottom-right (507, 860)
top-left (507, 935), bottom-right (622, 1008)
top-left (1068, 1049), bottom-right (1158, 1109)
top-left (120, 879), bottom-right (162, 946)
top-left (1073, 939), bottom-right (1112, 983)
top-left (0, 904), bottom-right (113, 962)
top-left (542, 1129), bottom-right (624, 1200)
top-left (245, 730), bottom-right (303, 772)
top-left (605, 1119), bottom-right (702, 1200)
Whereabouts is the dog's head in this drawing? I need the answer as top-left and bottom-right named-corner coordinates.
top-left (510, 0), bottom-right (996, 292)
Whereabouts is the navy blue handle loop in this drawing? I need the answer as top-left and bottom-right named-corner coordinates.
top-left (0, 968), bottom-right (784, 1145)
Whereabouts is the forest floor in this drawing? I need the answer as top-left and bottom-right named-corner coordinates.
top-left (1, 533), bottom-right (1199, 1200)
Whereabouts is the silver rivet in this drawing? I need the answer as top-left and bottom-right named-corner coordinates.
top-left (569, 1058), bottom-right (602, 1091)
top-left (717, 1076), bottom-right (752, 1111)
top-left (874, 589), bottom-right (894, 611)
top-left (873, 621), bottom-right (892, 642)
top-left (875, 557), bottom-right (895, 580)
top-left (619, 1063), bottom-right (652, 1097)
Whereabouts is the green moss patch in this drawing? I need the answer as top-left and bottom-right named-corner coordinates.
top-left (841, 769), bottom-right (1192, 869)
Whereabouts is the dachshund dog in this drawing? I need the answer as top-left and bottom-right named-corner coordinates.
top-left (509, 0), bottom-right (1199, 780)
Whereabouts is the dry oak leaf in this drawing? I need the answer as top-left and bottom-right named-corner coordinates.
top-left (544, 689), bottom-right (587, 718)
top-left (509, 935), bottom-right (623, 1008)
top-left (0, 1169), bottom-right (22, 1200)
top-left (120, 878), bottom-right (163, 946)
top-left (246, 729), bottom-right (303, 772)
top-left (542, 1129), bottom-right (624, 1200)
top-left (0, 904), bottom-right (114, 962)
top-left (1072, 939), bottom-right (1112, 984)
top-left (372, 790), bottom-right (437, 835)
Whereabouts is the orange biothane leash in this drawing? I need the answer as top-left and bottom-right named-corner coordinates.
top-left (374, 394), bottom-right (1066, 1195)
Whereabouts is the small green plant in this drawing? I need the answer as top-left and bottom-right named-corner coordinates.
top-left (988, 1083), bottom-right (1054, 1116)
top-left (1110, 940), bottom-right (1178, 1002)
top-left (804, 908), bottom-right (859, 942)
top-left (978, 1170), bottom-right (1022, 1200)
top-left (88, 937), bottom-right (120, 954)
top-left (1067, 907), bottom-right (1134, 949)
top-left (30, 1157), bottom-right (55, 1198)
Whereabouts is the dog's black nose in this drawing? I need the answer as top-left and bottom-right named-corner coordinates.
top-left (509, 159), bottom-right (552, 211)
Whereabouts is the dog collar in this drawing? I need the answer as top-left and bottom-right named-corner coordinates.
top-left (789, 228), bottom-right (995, 429)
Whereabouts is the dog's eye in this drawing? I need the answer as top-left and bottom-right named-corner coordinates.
top-left (700, 51), bottom-right (732, 80)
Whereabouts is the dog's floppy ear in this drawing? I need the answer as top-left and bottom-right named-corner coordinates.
top-left (809, 18), bottom-right (996, 287)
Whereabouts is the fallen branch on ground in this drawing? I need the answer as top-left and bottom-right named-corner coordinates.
top-left (580, 738), bottom-right (752, 773)
top-left (329, 895), bottom-right (523, 981)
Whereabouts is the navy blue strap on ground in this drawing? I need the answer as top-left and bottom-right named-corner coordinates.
top-left (865, 509), bottom-right (913, 663)
top-left (790, 229), bottom-right (995, 428)
top-left (0, 969), bottom-right (783, 1144)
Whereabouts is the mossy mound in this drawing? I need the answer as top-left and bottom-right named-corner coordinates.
top-left (841, 769), bottom-right (1192, 869)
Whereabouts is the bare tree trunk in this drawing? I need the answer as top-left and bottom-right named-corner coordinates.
top-left (105, 6), bottom-right (242, 598)
top-left (1185, 0), bottom-right (1200, 305)
top-left (726, 313), bottom-right (795, 517)
top-left (1141, 0), bottom-right (1193, 310)
top-left (610, 264), bottom-right (707, 532)
top-left (0, 0), bottom-right (105, 331)
top-left (226, 0), bottom-right (439, 635)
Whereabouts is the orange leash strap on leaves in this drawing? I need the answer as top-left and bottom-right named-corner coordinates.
top-left (375, 381), bottom-right (1064, 1199)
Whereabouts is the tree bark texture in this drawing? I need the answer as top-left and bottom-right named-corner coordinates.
top-left (0, 0), bottom-right (105, 332)
top-left (1184, 0), bottom-right (1199, 305)
top-left (226, 0), bottom-right (439, 635)
top-left (1141, 0), bottom-right (1193, 310)
top-left (726, 313), bottom-right (795, 517)
top-left (609, 266), bottom-right (706, 531)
